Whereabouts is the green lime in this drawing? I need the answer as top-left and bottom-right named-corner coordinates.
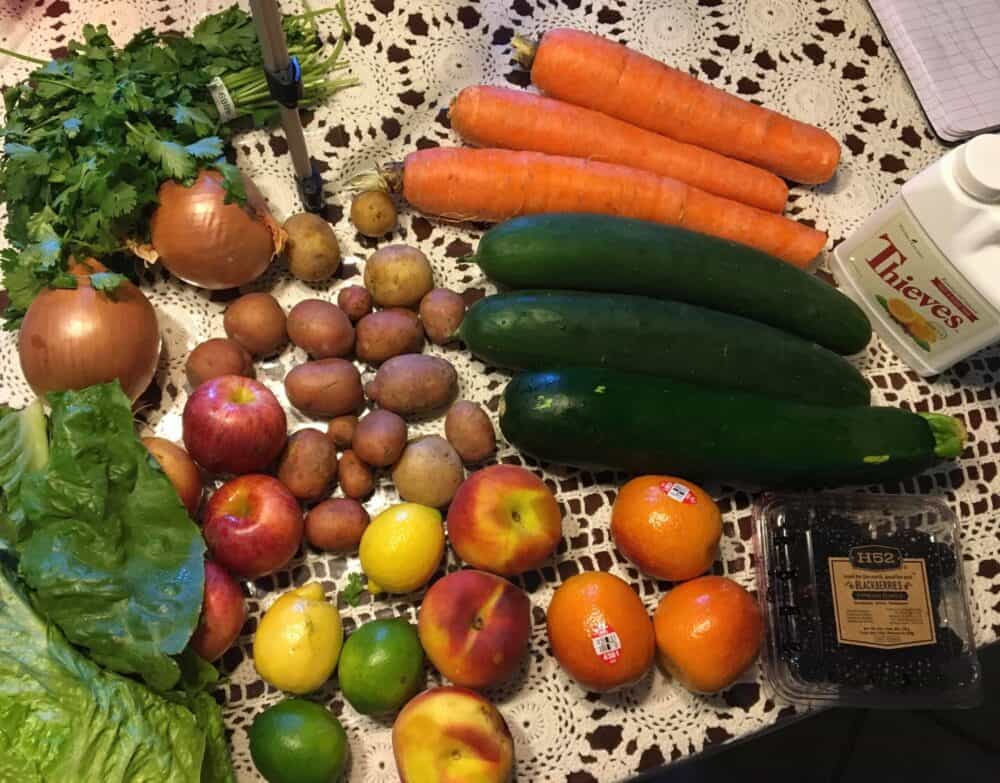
top-left (338, 618), bottom-right (424, 715)
top-left (248, 698), bottom-right (348, 783)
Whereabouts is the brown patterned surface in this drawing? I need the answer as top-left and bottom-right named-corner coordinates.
top-left (2, 1), bottom-right (999, 781)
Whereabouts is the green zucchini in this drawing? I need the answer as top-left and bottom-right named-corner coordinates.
top-left (500, 367), bottom-right (965, 487)
top-left (460, 291), bottom-right (869, 407)
top-left (472, 213), bottom-right (871, 356)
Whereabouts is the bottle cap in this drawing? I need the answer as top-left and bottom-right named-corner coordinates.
top-left (955, 133), bottom-right (1000, 203)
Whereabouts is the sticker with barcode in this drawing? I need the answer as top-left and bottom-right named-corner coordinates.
top-left (659, 480), bottom-right (697, 505)
top-left (208, 77), bottom-right (238, 123)
top-left (589, 624), bottom-right (622, 664)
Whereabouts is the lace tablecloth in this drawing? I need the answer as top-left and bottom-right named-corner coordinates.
top-left (2, 1), bottom-right (999, 781)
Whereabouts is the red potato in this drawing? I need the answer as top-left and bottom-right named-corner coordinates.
top-left (419, 288), bottom-right (466, 345)
top-left (224, 292), bottom-right (288, 357)
top-left (190, 561), bottom-right (247, 662)
top-left (445, 401), bottom-right (496, 464)
top-left (285, 359), bottom-right (364, 418)
top-left (305, 498), bottom-right (370, 552)
top-left (352, 409), bottom-right (408, 467)
top-left (327, 415), bottom-right (358, 449)
top-left (364, 354), bottom-right (458, 417)
top-left (355, 308), bottom-right (425, 363)
top-left (337, 285), bottom-right (373, 322)
top-left (287, 299), bottom-right (355, 358)
top-left (142, 437), bottom-right (203, 517)
top-left (338, 450), bottom-right (375, 499)
top-left (277, 429), bottom-right (339, 502)
top-left (185, 338), bottom-right (253, 387)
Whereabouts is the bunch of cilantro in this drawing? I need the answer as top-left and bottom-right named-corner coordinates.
top-left (0, 3), bottom-right (352, 328)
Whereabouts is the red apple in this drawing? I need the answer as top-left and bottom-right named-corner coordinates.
top-left (142, 436), bottom-right (202, 516)
top-left (393, 686), bottom-right (514, 783)
top-left (418, 569), bottom-right (530, 689)
top-left (447, 465), bottom-right (562, 577)
top-left (182, 375), bottom-right (286, 475)
top-left (190, 560), bottom-right (247, 661)
top-left (202, 474), bottom-right (303, 579)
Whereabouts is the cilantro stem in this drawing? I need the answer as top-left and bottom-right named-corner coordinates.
top-left (0, 46), bottom-right (48, 66)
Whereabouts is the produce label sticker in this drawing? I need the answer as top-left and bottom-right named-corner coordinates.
top-left (590, 621), bottom-right (622, 664)
top-left (841, 208), bottom-right (1000, 356)
top-left (659, 481), bottom-right (697, 505)
top-left (828, 547), bottom-right (936, 649)
top-left (208, 77), bottom-right (238, 123)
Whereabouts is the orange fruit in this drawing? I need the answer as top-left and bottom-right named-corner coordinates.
top-left (653, 576), bottom-right (763, 694)
top-left (546, 572), bottom-right (654, 692)
top-left (887, 298), bottom-right (918, 325)
top-left (611, 475), bottom-right (722, 581)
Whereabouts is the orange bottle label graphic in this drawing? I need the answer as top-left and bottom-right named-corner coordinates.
top-left (844, 210), bottom-right (1000, 355)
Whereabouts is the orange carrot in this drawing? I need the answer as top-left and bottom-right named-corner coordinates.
top-left (390, 148), bottom-right (826, 267)
top-left (450, 86), bottom-right (788, 213)
top-left (517, 29), bottom-right (841, 185)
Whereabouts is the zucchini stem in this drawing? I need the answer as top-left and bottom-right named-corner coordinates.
top-left (920, 413), bottom-right (967, 458)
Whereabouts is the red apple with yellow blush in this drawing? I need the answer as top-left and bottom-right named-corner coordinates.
top-left (202, 474), bottom-right (303, 579)
top-left (418, 569), bottom-right (530, 689)
top-left (447, 465), bottom-right (562, 576)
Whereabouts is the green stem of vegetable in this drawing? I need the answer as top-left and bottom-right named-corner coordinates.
top-left (920, 413), bottom-right (968, 458)
top-left (0, 46), bottom-right (48, 65)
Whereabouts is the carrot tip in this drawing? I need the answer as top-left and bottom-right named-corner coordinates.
top-left (511, 34), bottom-right (538, 68)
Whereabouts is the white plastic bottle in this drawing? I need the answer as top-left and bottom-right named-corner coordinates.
top-left (832, 133), bottom-right (1000, 376)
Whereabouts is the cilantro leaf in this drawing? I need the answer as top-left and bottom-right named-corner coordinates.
top-left (171, 103), bottom-right (215, 136)
top-left (90, 272), bottom-right (128, 294)
top-left (184, 136), bottom-right (223, 161)
top-left (104, 182), bottom-right (138, 218)
top-left (342, 572), bottom-right (365, 607)
top-left (146, 138), bottom-right (195, 180)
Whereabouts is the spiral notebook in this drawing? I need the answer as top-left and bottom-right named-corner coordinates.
top-left (869, 0), bottom-right (1000, 141)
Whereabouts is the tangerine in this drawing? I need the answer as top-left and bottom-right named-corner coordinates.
top-left (611, 475), bottom-right (721, 581)
top-left (546, 572), bottom-right (654, 692)
top-left (653, 576), bottom-right (763, 694)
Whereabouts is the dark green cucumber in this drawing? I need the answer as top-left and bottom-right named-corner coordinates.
top-left (500, 367), bottom-right (965, 487)
top-left (460, 291), bottom-right (869, 407)
top-left (472, 213), bottom-right (871, 355)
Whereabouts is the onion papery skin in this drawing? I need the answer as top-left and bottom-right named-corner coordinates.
top-left (18, 273), bottom-right (161, 402)
top-left (150, 170), bottom-right (284, 290)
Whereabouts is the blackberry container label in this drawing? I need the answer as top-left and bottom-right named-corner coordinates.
top-left (841, 209), bottom-right (1000, 356)
top-left (828, 554), bottom-right (936, 649)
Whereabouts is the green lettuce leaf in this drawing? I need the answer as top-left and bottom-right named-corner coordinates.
top-left (0, 400), bottom-right (48, 544)
top-left (14, 383), bottom-right (205, 690)
top-left (0, 565), bottom-right (211, 783)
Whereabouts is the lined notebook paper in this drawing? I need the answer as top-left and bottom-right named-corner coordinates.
top-left (869, 0), bottom-right (1000, 141)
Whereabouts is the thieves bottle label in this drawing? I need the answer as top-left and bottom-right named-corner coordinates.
top-left (842, 209), bottom-right (1000, 357)
top-left (829, 545), bottom-right (936, 649)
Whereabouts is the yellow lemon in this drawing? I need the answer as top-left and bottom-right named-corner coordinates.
top-left (359, 503), bottom-right (444, 594)
top-left (253, 583), bottom-right (343, 694)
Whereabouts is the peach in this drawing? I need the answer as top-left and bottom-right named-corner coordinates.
top-left (190, 560), bottom-right (247, 661)
top-left (447, 465), bottom-right (562, 577)
top-left (393, 686), bottom-right (514, 783)
top-left (418, 570), bottom-right (530, 689)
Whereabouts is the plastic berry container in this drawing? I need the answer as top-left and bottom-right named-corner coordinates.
top-left (753, 492), bottom-right (982, 709)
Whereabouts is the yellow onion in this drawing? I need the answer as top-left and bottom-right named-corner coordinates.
top-left (150, 169), bottom-right (286, 290)
top-left (18, 264), bottom-right (160, 401)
